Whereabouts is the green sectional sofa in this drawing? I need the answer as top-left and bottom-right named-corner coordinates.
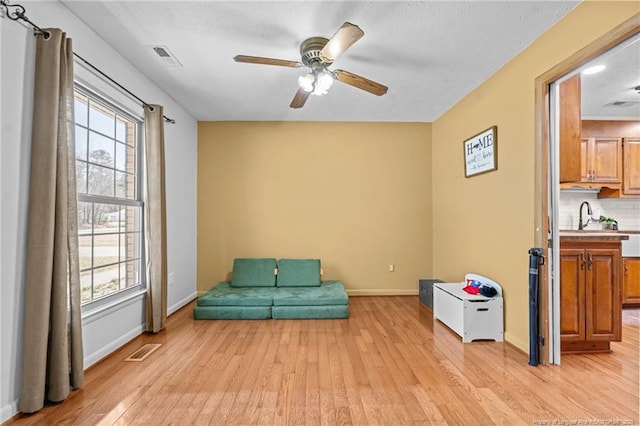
top-left (193, 258), bottom-right (349, 320)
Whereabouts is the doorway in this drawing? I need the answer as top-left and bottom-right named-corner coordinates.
top-left (535, 18), bottom-right (640, 365)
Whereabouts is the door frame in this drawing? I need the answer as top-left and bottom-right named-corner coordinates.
top-left (534, 15), bottom-right (640, 365)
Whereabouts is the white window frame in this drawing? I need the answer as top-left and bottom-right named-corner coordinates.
top-left (74, 82), bottom-right (146, 314)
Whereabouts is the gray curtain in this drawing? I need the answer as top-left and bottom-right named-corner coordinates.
top-left (19, 29), bottom-right (84, 413)
top-left (144, 104), bottom-right (168, 333)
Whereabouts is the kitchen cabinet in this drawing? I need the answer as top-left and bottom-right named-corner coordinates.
top-left (559, 237), bottom-right (622, 354)
top-left (622, 137), bottom-right (640, 195)
top-left (622, 257), bottom-right (640, 306)
top-left (577, 120), bottom-right (640, 198)
top-left (559, 74), bottom-right (582, 183)
top-left (580, 137), bottom-right (622, 183)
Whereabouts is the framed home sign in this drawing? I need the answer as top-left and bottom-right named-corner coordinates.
top-left (463, 126), bottom-right (497, 177)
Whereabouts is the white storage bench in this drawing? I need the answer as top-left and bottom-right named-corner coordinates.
top-left (433, 274), bottom-right (504, 343)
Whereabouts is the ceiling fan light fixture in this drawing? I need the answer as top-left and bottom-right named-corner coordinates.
top-left (298, 73), bottom-right (315, 93)
top-left (297, 68), bottom-right (334, 96)
top-left (313, 69), bottom-right (334, 95)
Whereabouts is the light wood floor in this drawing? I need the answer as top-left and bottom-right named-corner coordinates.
top-left (6, 297), bottom-right (639, 425)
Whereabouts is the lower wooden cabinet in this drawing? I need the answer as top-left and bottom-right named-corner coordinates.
top-left (622, 257), bottom-right (640, 306)
top-left (560, 239), bottom-right (622, 354)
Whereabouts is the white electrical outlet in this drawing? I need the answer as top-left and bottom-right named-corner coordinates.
top-left (389, 264), bottom-right (394, 272)
top-left (169, 272), bottom-right (175, 286)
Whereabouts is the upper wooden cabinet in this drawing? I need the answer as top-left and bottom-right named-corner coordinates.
top-left (580, 137), bottom-right (622, 183)
top-left (576, 120), bottom-right (640, 198)
top-left (623, 137), bottom-right (640, 195)
top-left (559, 74), bottom-right (582, 183)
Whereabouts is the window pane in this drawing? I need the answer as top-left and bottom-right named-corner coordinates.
top-left (92, 203), bottom-right (120, 230)
top-left (79, 235), bottom-right (92, 271)
top-left (115, 142), bottom-right (136, 173)
top-left (89, 131), bottom-right (115, 168)
top-left (121, 232), bottom-right (140, 262)
top-left (74, 97), bottom-right (88, 126)
top-left (80, 271), bottom-right (92, 303)
top-left (93, 234), bottom-right (119, 267)
top-left (115, 171), bottom-right (127, 198)
top-left (88, 164), bottom-right (114, 197)
top-left (122, 260), bottom-right (139, 288)
top-left (121, 206), bottom-right (141, 233)
top-left (92, 264), bottom-right (120, 299)
top-left (75, 126), bottom-right (88, 161)
top-left (89, 101), bottom-right (115, 138)
top-left (78, 202), bottom-right (93, 235)
top-left (115, 142), bottom-right (126, 171)
top-left (116, 118), bottom-right (126, 142)
top-left (76, 161), bottom-right (88, 194)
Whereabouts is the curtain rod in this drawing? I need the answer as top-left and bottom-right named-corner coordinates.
top-left (1, 0), bottom-right (176, 124)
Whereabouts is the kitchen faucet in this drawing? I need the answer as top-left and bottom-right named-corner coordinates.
top-left (578, 201), bottom-right (592, 230)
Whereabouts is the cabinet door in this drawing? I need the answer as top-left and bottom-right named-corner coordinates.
top-left (591, 137), bottom-right (622, 182)
top-left (622, 258), bottom-right (640, 305)
top-left (559, 74), bottom-right (582, 183)
top-left (559, 249), bottom-right (586, 341)
top-left (580, 138), bottom-right (589, 182)
top-left (623, 138), bottom-right (640, 195)
top-left (585, 248), bottom-right (621, 341)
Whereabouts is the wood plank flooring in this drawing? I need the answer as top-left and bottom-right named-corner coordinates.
top-left (6, 297), bottom-right (639, 425)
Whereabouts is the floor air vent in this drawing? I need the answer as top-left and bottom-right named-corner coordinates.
top-left (124, 343), bottom-right (161, 362)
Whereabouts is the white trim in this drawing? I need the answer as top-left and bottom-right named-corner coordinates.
top-left (83, 323), bottom-right (145, 368)
top-left (1, 400), bottom-right (18, 424)
top-left (168, 292), bottom-right (197, 316)
top-left (74, 62), bottom-right (144, 120)
top-left (346, 289), bottom-right (419, 296)
top-left (82, 289), bottom-right (147, 324)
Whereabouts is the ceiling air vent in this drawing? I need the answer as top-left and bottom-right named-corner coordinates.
top-left (605, 100), bottom-right (640, 108)
top-left (147, 45), bottom-right (183, 67)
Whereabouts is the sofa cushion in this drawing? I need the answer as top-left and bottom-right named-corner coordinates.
top-left (272, 280), bottom-right (348, 306)
top-left (197, 282), bottom-right (275, 306)
top-left (272, 305), bottom-right (349, 319)
top-left (230, 258), bottom-right (277, 287)
top-left (276, 258), bottom-right (321, 287)
top-left (193, 306), bottom-right (272, 320)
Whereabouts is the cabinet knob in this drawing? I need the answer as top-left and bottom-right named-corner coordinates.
top-left (581, 253), bottom-right (586, 270)
top-left (587, 253), bottom-right (593, 269)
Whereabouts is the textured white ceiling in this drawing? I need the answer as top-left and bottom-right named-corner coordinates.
top-left (61, 1), bottom-right (581, 122)
top-left (581, 33), bottom-right (640, 120)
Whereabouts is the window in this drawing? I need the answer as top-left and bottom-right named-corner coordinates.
top-left (74, 87), bottom-right (144, 304)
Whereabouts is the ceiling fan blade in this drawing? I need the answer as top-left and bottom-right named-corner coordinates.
top-left (290, 88), bottom-right (310, 108)
top-left (320, 22), bottom-right (364, 63)
top-left (334, 69), bottom-right (388, 96)
top-left (234, 55), bottom-right (303, 68)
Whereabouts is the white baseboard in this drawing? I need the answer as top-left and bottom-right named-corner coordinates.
top-left (83, 323), bottom-right (145, 368)
top-left (1, 400), bottom-right (18, 423)
top-left (168, 292), bottom-right (197, 315)
top-left (347, 289), bottom-right (419, 296)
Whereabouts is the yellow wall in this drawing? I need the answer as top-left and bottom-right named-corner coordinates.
top-left (198, 122), bottom-right (432, 295)
top-left (432, 2), bottom-right (639, 351)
